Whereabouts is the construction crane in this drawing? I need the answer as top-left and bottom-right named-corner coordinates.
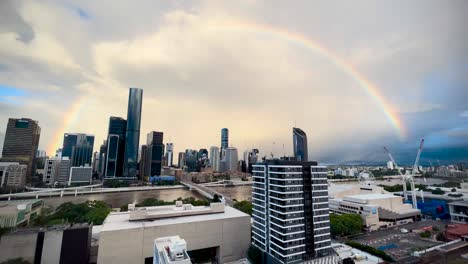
top-left (413, 139), bottom-right (425, 181)
top-left (384, 139), bottom-right (425, 210)
top-left (384, 146), bottom-right (411, 202)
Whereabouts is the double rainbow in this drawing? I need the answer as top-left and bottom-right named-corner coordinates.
top-left (46, 20), bottom-right (405, 154)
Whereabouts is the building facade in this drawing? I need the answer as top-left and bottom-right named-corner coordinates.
top-left (105, 117), bottom-right (127, 178)
top-left (292, 128), bottom-right (308, 162)
top-left (98, 203), bottom-right (250, 264)
top-left (68, 167), bottom-right (92, 186)
top-left (252, 160), bottom-right (332, 263)
top-left (2, 164), bottom-right (27, 188)
top-left (61, 133), bottom-right (94, 167)
top-left (143, 131), bottom-right (164, 177)
top-left (184, 149), bottom-right (198, 172)
top-left (1, 118), bottom-right (41, 183)
top-left (178, 152), bottom-right (185, 169)
top-left (224, 147), bottom-right (239, 172)
top-left (209, 146), bottom-right (220, 172)
top-left (165, 143), bottom-right (174, 167)
top-left (123, 88), bottom-right (143, 179)
top-left (221, 128), bottom-right (229, 160)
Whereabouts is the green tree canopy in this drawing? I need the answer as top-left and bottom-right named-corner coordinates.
top-left (330, 214), bottom-right (363, 238)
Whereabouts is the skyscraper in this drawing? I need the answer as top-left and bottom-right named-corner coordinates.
top-left (184, 149), bottom-right (198, 172)
top-left (105, 117), bottom-right (127, 178)
top-left (252, 160), bottom-right (332, 263)
top-left (178, 152), bottom-right (185, 169)
top-left (221, 128), bottom-right (229, 157)
top-left (62, 133), bottom-right (94, 167)
top-left (145, 131), bottom-right (164, 176)
top-left (123, 88), bottom-right (143, 179)
top-left (165, 143), bottom-right (174, 167)
top-left (209, 146), bottom-right (220, 171)
top-left (1, 118), bottom-right (41, 183)
top-left (224, 147), bottom-right (238, 172)
top-left (293, 127), bottom-right (308, 162)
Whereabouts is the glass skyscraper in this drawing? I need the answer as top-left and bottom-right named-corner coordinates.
top-left (105, 117), bottom-right (127, 178)
top-left (221, 128), bottom-right (229, 149)
top-left (123, 88), bottom-right (143, 179)
top-left (293, 127), bottom-right (308, 162)
top-left (62, 133), bottom-right (94, 167)
top-left (144, 131), bottom-right (164, 176)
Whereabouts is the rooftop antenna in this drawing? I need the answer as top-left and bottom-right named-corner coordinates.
top-left (283, 144), bottom-right (285, 158)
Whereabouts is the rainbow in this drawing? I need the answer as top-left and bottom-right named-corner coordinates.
top-left (210, 20), bottom-right (406, 138)
top-left (46, 96), bottom-right (87, 155)
top-left (47, 19), bottom-right (405, 154)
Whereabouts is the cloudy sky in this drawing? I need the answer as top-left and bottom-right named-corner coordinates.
top-left (0, 0), bottom-right (467, 164)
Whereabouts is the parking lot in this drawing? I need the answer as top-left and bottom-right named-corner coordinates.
top-left (352, 220), bottom-right (447, 260)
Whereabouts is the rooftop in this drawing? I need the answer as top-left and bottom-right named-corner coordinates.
top-left (345, 193), bottom-right (397, 201)
top-left (101, 204), bottom-right (249, 232)
top-left (448, 201), bottom-right (468, 207)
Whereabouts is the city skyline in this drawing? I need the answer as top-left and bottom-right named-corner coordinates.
top-left (0, 1), bottom-right (467, 163)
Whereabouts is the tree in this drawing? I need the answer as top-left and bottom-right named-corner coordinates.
top-left (345, 241), bottom-right (394, 263)
top-left (436, 232), bottom-right (447, 242)
top-left (330, 214), bottom-right (363, 237)
top-left (233, 201), bottom-right (252, 216)
top-left (420, 230), bottom-right (431, 238)
top-left (1, 258), bottom-right (31, 264)
top-left (212, 194), bottom-right (221, 203)
top-left (431, 188), bottom-right (445, 195)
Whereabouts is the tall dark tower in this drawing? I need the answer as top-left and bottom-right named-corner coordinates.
top-left (1, 118), bottom-right (41, 183)
top-left (105, 117), bottom-right (127, 177)
top-left (123, 88), bottom-right (143, 179)
top-left (221, 128), bottom-right (229, 149)
top-left (293, 127), bottom-right (308, 161)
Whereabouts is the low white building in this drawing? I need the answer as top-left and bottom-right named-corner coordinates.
top-left (330, 184), bottom-right (420, 230)
top-left (154, 236), bottom-right (191, 264)
top-left (97, 202), bottom-right (251, 264)
top-left (0, 163), bottom-right (27, 188)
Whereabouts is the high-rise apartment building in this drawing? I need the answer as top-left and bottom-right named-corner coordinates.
top-left (62, 133), bottom-right (94, 167)
top-left (105, 117), bottom-right (127, 178)
top-left (165, 143), bottom-right (174, 167)
top-left (123, 88), bottom-right (143, 179)
top-left (209, 146), bottom-right (220, 171)
top-left (292, 127), bottom-right (308, 162)
top-left (144, 131), bottom-right (164, 177)
top-left (251, 160), bottom-right (332, 263)
top-left (1, 118), bottom-right (41, 183)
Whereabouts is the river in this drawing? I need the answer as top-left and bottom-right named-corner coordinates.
top-left (40, 188), bottom-right (204, 208)
top-left (39, 177), bottom-right (449, 208)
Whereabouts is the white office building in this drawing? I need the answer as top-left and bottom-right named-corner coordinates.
top-left (209, 146), bottom-right (220, 171)
top-left (387, 161), bottom-right (394, 170)
top-left (224, 147), bottom-right (238, 172)
top-left (0, 162), bottom-right (27, 188)
top-left (165, 143), bottom-right (174, 167)
top-left (68, 166), bottom-right (92, 186)
top-left (43, 157), bottom-right (71, 185)
top-left (252, 160), bottom-right (332, 264)
top-left (97, 202), bottom-right (250, 264)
